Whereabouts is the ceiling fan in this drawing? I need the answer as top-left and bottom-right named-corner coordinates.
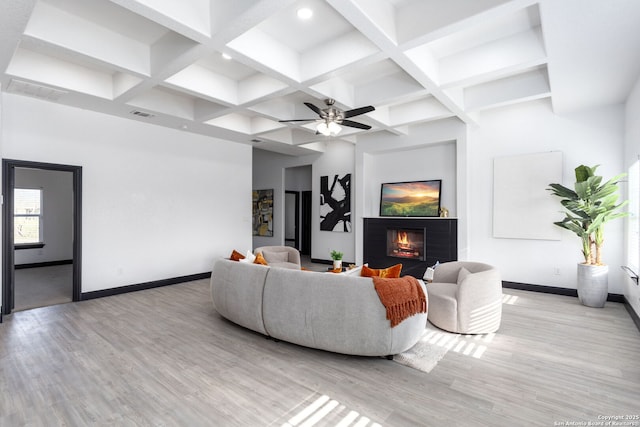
top-left (279, 98), bottom-right (375, 136)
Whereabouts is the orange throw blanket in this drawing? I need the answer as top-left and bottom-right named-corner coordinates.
top-left (372, 276), bottom-right (427, 327)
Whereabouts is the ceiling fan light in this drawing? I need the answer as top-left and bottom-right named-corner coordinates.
top-left (328, 121), bottom-right (341, 135)
top-left (297, 8), bottom-right (313, 20)
top-left (316, 121), bottom-right (341, 136)
top-left (316, 122), bottom-right (330, 136)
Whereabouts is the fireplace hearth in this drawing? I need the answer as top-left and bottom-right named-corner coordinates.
top-left (387, 228), bottom-right (425, 261)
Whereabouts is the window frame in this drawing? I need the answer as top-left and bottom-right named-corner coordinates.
top-left (14, 187), bottom-right (45, 249)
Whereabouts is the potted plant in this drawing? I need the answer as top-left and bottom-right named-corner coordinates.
top-left (330, 250), bottom-right (343, 271)
top-left (548, 164), bottom-right (628, 307)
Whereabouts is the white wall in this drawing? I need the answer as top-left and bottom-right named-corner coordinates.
top-left (467, 99), bottom-right (626, 292)
top-left (285, 165), bottom-right (311, 192)
top-left (2, 93), bottom-right (252, 293)
top-left (312, 140), bottom-right (355, 263)
top-left (624, 75), bottom-right (640, 316)
top-left (363, 142), bottom-right (456, 217)
top-left (355, 118), bottom-right (468, 264)
top-left (14, 168), bottom-right (73, 265)
top-left (252, 148), bottom-right (320, 250)
top-left (252, 142), bottom-right (356, 262)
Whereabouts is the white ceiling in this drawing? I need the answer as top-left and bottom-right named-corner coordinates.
top-left (1, 0), bottom-right (640, 156)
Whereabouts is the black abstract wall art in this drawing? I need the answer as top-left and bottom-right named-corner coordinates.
top-left (320, 173), bottom-right (351, 232)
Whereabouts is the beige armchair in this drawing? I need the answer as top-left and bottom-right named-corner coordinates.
top-left (254, 246), bottom-right (301, 269)
top-left (427, 261), bottom-right (502, 334)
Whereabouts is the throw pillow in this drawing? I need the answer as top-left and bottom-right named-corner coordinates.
top-left (262, 250), bottom-right (288, 264)
top-left (254, 252), bottom-right (269, 266)
top-left (361, 263), bottom-right (402, 278)
top-left (239, 250), bottom-right (256, 263)
top-left (457, 267), bottom-right (471, 285)
top-left (229, 249), bottom-right (245, 261)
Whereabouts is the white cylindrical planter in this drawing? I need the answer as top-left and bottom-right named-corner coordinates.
top-left (333, 260), bottom-right (342, 270)
top-left (576, 264), bottom-right (609, 308)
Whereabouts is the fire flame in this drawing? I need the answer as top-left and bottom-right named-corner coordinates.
top-left (397, 231), bottom-right (409, 245)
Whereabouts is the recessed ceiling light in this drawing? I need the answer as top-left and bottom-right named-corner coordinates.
top-left (297, 7), bottom-right (313, 20)
top-left (221, 53), bottom-right (231, 60)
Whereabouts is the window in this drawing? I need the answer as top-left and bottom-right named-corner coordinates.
top-left (627, 161), bottom-right (640, 274)
top-left (14, 188), bottom-right (43, 246)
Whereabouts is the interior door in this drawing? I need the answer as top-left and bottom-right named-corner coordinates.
top-left (284, 191), bottom-right (299, 249)
top-left (301, 191), bottom-right (312, 255)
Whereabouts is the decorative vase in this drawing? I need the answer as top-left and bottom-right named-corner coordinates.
top-left (333, 260), bottom-right (342, 270)
top-left (576, 264), bottom-right (608, 308)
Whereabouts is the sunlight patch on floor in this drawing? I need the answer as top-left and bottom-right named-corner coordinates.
top-left (423, 327), bottom-right (495, 360)
top-left (282, 394), bottom-right (383, 427)
top-left (503, 294), bottom-right (519, 305)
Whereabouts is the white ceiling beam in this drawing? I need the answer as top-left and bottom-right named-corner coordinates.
top-left (439, 27), bottom-right (546, 88)
top-left (24, 2), bottom-right (151, 76)
top-left (327, 0), bottom-right (477, 126)
top-left (465, 67), bottom-right (550, 111)
top-left (396, 0), bottom-right (540, 50)
top-left (110, 0), bottom-right (211, 42)
top-left (0, 0), bottom-right (36, 79)
top-left (127, 87), bottom-right (195, 120)
top-left (165, 64), bottom-right (238, 105)
top-left (6, 48), bottom-right (113, 99)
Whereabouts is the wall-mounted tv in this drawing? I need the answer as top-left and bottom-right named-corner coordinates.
top-left (380, 180), bottom-right (442, 217)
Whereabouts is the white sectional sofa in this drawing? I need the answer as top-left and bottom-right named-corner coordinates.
top-left (210, 258), bottom-right (428, 357)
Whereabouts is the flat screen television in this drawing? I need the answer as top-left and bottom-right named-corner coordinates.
top-left (379, 180), bottom-right (442, 217)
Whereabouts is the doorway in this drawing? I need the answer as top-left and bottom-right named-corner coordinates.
top-left (301, 191), bottom-right (312, 255)
top-left (285, 191), bottom-right (299, 249)
top-left (2, 159), bottom-right (82, 316)
top-left (284, 165), bottom-right (312, 255)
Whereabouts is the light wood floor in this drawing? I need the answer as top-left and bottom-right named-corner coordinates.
top-left (0, 280), bottom-right (638, 426)
top-left (14, 265), bottom-right (73, 311)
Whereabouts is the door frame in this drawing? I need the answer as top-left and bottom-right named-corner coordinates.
top-left (2, 159), bottom-right (82, 315)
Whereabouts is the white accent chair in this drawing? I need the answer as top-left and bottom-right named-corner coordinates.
top-left (253, 246), bottom-right (301, 269)
top-left (427, 261), bottom-right (502, 334)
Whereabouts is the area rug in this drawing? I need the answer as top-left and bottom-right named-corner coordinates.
top-left (392, 322), bottom-right (462, 373)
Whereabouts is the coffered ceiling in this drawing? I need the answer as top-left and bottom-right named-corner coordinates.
top-left (2, 0), bottom-right (640, 156)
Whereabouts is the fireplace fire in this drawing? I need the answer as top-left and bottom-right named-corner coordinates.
top-left (386, 228), bottom-right (425, 261)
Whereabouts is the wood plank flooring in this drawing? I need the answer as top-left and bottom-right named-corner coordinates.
top-left (0, 280), bottom-right (639, 426)
top-left (14, 265), bottom-right (73, 311)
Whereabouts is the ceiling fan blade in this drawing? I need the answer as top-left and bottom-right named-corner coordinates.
top-left (343, 105), bottom-right (375, 118)
top-left (341, 119), bottom-right (371, 130)
top-left (278, 119), bottom-right (316, 123)
top-left (304, 102), bottom-right (322, 115)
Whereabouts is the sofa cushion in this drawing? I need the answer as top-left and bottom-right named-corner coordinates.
top-left (361, 263), bottom-right (402, 279)
top-left (254, 252), bottom-right (269, 265)
top-left (427, 282), bottom-right (458, 332)
top-left (262, 250), bottom-right (288, 264)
